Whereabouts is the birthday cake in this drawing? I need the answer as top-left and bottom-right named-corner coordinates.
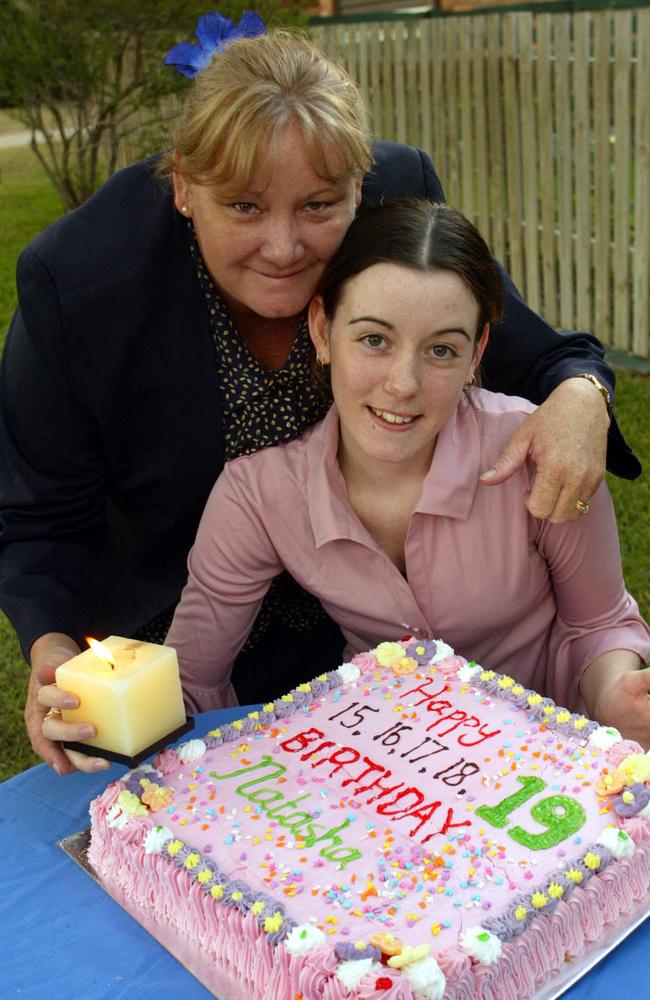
top-left (88, 638), bottom-right (650, 999)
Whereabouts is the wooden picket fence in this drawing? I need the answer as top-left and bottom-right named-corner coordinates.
top-left (312, 5), bottom-right (650, 359)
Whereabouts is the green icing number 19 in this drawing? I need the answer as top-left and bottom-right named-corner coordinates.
top-left (476, 775), bottom-right (586, 850)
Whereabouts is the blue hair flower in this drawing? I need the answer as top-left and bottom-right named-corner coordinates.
top-left (164, 10), bottom-right (265, 79)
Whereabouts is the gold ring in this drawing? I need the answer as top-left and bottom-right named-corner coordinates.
top-left (576, 499), bottom-right (590, 514)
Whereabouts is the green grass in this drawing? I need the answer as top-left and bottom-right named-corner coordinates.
top-left (0, 143), bottom-right (648, 782)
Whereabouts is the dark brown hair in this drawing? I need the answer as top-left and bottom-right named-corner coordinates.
top-left (318, 198), bottom-right (503, 339)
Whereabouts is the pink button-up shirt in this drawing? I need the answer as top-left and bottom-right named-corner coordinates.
top-left (167, 391), bottom-right (649, 712)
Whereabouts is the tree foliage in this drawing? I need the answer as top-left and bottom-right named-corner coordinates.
top-left (0, 0), bottom-right (309, 210)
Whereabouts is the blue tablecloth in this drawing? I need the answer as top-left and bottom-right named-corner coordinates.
top-left (2, 707), bottom-right (648, 999)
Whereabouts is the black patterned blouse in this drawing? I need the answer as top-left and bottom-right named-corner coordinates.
top-left (135, 223), bottom-right (331, 647)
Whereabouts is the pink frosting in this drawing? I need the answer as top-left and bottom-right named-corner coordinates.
top-left (607, 739), bottom-right (645, 767)
top-left (435, 654), bottom-right (467, 676)
top-left (152, 748), bottom-right (181, 775)
top-left (351, 650), bottom-right (379, 674)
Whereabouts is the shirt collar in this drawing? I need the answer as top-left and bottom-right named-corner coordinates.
top-left (307, 395), bottom-right (481, 548)
top-left (414, 393), bottom-right (481, 518)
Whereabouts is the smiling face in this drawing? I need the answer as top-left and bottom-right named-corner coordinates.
top-left (173, 121), bottom-right (361, 325)
top-left (309, 263), bottom-right (488, 479)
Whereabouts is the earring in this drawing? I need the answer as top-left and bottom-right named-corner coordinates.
top-left (316, 355), bottom-right (327, 369)
top-left (465, 373), bottom-right (476, 387)
top-left (181, 205), bottom-right (190, 215)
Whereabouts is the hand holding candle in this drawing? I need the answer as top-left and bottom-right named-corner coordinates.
top-left (55, 636), bottom-right (191, 766)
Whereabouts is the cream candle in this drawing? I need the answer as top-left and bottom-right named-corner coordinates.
top-left (56, 636), bottom-right (189, 761)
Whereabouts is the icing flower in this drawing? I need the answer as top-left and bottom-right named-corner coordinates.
top-left (370, 932), bottom-right (403, 956)
top-left (588, 726), bottom-right (623, 750)
top-left (164, 11), bottom-right (265, 79)
top-left (388, 943), bottom-right (430, 969)
top-left (614, 782), bottom-right (650, 818)
top-left (335, 959), bottom-right (374, 992)
top-left (375, 641), bottom-right (408, 668)
top-left (514, 905), bottom-right (528, 921)
top-left (480, 670), bottom-right (496, 682)
top-left (582, 852), bottom-right (601, 871)
top-left (210, 884), bottom-right (225, 900)
top-left (285, 924), bottom-right (327, 955)
top-left (596, 826), bottom-right (636, 859)
top-left (530, 892), bottom-right (548, 909)
top-left (460, 927), bottom-right (502, 964)
top-left (106, 802), bottom-right (129, 829)
top-left (435, 654), bottom-right (465, 676)
top-left (547, 883), bottom-right (565, 900)
top-left (338, 661), bottom-right (361, 684)
top-left (117, 789), bottom-right (148, 816)
top-left (405, 639), bottom-right (439, 665)
top-left (393, 656), bottom-right (418, 676)
top-left (565, 868), bottom-right (584, 885)
top-left (618, 752), bottom-right (650, 784)
top-left (595, 769), bottom-right (627, 797)
top-left (263, 912), bottom-right (284, 933)
top-left (184, 852), bottom-right (201, 870)
top-left (527, 693), bottom-right (543, 706)
top-left (143, 825), bottom-right (174, 854)
top-left (457, 661), bottom-right (482, 683)
top-left (122, 765), bottom-right (159, 796)
top-left (335, 941), bottom-right (380, 962)
top-left (177, 738), bottom-right (207, 762)
top-left (166, 839), bottom-right (184, 858)
top-left (402, 956), bottom-right (446, 1000)
top-left (428, 639), bottom-right (455, 664)
top-left (141, 782), bottom-right (174, 812)
top-left (497, 675), bottom-right (515, 689)
top-left (351, 650), bottom-right (379, 674)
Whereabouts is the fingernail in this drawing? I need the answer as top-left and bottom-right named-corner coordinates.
top-left (79, 725), bottom-right (95, 739)
top-left (480, 468), bottom-right (496, 481)
top-left (62, 696), bottom-right (78, 708)
top-left (92, 759), bottom-right (110, 771)
top-left (52, 762), bottom-right (62, 776)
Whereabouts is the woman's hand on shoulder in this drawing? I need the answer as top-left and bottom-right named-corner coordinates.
top-left (480, 377), bottom-right (610, 523)
top-left (26, 633), bottom-right (110, 775)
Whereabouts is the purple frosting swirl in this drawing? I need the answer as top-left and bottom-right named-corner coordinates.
top-left (614, 783), bottom-right (650, 818)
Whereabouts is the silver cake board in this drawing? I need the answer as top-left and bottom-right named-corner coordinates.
top-left (59, 829), bottom-right (650, 1000)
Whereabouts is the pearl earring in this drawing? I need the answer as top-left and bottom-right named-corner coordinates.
top-left (181, 206), bottom-right (190, 215)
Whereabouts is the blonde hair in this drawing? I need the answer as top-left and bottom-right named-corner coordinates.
top-left (159, 29), bottom-right (372, 190)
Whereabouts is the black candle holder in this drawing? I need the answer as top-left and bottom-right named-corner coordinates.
top-left (62, 716), bottom-right (195, 768)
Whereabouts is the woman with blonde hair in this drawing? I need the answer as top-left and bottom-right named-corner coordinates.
top-left (2, 15), bottom-right (637, 774)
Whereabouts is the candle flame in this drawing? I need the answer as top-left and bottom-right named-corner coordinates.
top-left (85, 636), bottom-right (115, 670)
